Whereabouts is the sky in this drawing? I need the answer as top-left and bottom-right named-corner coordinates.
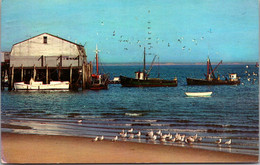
top-left (1, 0), bottom-right (259, 63)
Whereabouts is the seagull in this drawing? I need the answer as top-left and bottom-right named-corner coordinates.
top-left (156, 130), bottom-right (161, 135)
top-left (160, 134), bottom-right (167, 139)
top-left (197, 137), bottom-right (203, 142)
top-left (152, 135), bottom-right (157, 141)
top-left (166, 133), bottom-right (171, 137)
top-left (166, 135), bottom-right (173, 141)
top-left (128, 134), bottom-right (134, 139)
top-left (119, 129), bottom-right (125, 135)
top-left (77, 120), bottom-right (82, 123)
top-left (99, 136), bottom-right (104, 141)
top-left (182, 46), bottom-right (186, 50)
top-left (186, 136), bottom-right (195, 144)
top-left (215, 138), bottom-right (222, 144)
top-left (112, 136), bottom-right (118, 142)
top-left (225, 139), bottom-right (232, 145)
top-left (192, 134), bottom-right (198, 140)
top-left (121, 132), bottom-right (127, 138)
top-left (160, 137), bottom-right (166, 142)
top-left (147, 130), bottom-right (154, 137)
top-left (136, 131), bottom-right (141, 138)
top-left (128, 128), bottom-right (133, 133)
top-left (93, 136), bottom-right (98, 142)
top-left (171, 138), bottom-right (176, 142)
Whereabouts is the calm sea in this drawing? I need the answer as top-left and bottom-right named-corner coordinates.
top-left (1, 65), bottom-right (259, 156)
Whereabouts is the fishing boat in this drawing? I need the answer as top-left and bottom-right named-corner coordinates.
top-left (120, 47), bottom-right (177, 87)
top-left (186, 57), bottom-right (240, 85)
top-left (90, 45), bottom-right (109, 90)
top-left (185, 92), bottom-right (212, 97)
top-left (14, 78), bottom-right (69, 90)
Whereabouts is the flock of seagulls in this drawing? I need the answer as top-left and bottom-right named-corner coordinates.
top-left (96, 9), bottom-right (209, 55)
top-left (244, 65), bottom-right (258, 84)
top-left (92, 128), bottom-right (232, 146)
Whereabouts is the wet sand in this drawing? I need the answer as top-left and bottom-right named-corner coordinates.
top-left (1, 132), bottom-right (258, 163)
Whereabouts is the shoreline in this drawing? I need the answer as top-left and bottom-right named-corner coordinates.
top-left (1, 132), bottom-right (258, 163)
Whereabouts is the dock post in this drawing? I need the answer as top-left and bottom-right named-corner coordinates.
top-left (33, 64), bottom-right (36, 80)
top-left (11, 64), bottom-right (14, 90)
top-left (58, 67), bottom-right (61, 81)
top-left (82, 62), bottom-right (86, 90)
top-left (1, 68), bottom-right (5, 90)
top-left (70, 64), bottom-right (72, 88)
top-left (21, 64), bottom-right (23, 82)
top-left (46, 65), bottom-right (48, 84)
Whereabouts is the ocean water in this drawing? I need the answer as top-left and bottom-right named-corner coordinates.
top-left (1, 65), bottom-right (259, 156)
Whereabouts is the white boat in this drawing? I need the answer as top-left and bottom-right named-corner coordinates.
top-left (185, 92), bottom-right (212, 97)
top-left (14, 78), bottom-right (69, 90)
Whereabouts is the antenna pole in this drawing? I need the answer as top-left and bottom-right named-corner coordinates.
top-left (96, 44), bottom-right (99, 74)
top-left (143, 47), bottom-right (146, 79)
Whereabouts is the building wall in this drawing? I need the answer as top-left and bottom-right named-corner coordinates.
top-left (10, 33), bottom-right (86, 67)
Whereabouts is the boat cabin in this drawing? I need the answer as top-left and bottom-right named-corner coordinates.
top-left (229, 73), bottom-right (238, 81)
top-left (135, 71), bottom-right (145, 80)
top-left (91, 74), bottom-right (102, 84)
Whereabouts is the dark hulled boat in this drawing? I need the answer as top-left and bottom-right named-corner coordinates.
top-left (186, 57), bottom-right (240, 85)
top-left (120, 76), bottom-right (177, 87)
top-left (90, 45), bottom-right (109, 90)
top-left (120, 47), bottom-right (177, 87)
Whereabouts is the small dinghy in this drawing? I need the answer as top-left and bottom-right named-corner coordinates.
top-left (185, 92), bottom-right (212, 97)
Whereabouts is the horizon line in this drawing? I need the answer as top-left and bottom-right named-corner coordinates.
top-left (99, 62), bottom-right (259, 66)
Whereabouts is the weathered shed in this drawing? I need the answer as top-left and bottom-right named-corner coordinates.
top-left (6, 33), bottom-right (93, 90)
top-left (10, 33), bottom-right (86, 67)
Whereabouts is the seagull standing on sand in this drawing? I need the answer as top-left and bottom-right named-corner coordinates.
top-left (112, 136), bottom-right (118, 142)
top-left (160, 137), bottom-right (166, 142)
top-left (121, 132), bottom-right (127, 138)
top-left (128, 128), bottom-right (134, 133)
top-left (99, 136), bottom-right (104, 141)
top-left (136, 131), bottom-right (141, 138)
top-left (152, 135), bottom-right (157, 141)
top-left (192, 134), bottom-right (198, 141)
top-left (128, 134), bottom-right (134, 139)
top-left (147, 130), bottom-right (154, 137)
top-left (156, 130), bottom-right (161, 135)
top-left (119, 129), bottom-right (125, 135)
top-left (93, 136), bottom-right (98, 142)
top-left (197, 137), bottom-right (203, 142)
top-left (186, 136), bottom-right (195, 144)
top-left (215, 138), bottom-right (222, 144)
top-left (225, 139), bottom-right (232, 145)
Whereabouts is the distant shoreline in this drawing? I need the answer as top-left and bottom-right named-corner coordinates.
top-left (101, 62), bottom-right (258, 66)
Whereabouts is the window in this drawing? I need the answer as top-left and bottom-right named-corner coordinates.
top-left (43, 36), bottom-right (47, 44)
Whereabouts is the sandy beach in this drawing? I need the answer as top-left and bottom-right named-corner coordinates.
top-left (1, 132), bottom-right (258, 163)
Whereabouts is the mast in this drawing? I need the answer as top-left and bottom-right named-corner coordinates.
top-left (207, 57), bottom-right (210, 80)
top-left (143, 47), bottom-right (146, 79)
top-left (95, 44), bottom-right (99, 74)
